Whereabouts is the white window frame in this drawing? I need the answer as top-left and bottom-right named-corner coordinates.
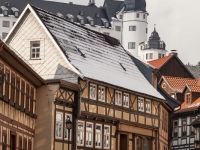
top-left (129, 26), bottom-right (136, 31)
top-left (95, 124), bottom-right (102, 148)
top-left (30, 41), bottom-right (40, 59)
top-left (2, 21), bottom-right (9, 27)
top-left (104, 125), bottom-right (110, 149)
top-left (98, 86), bottom-right (105, 102)
top-left (55, 112), bottom-right (63, 139)
top-left (123, 93), bottom-right (129, 108)
top-left (64, 113), bottom-right (72, 141)
top-left (77, 120), bottom-right (85, 146)
top-left (115, 26), bottom-right (121, 31)
top-left (90, 84), bottom-right (97, 100)
top-left (138, 97), bottom-right (144, 112)
top-left (115, 91), bottom-right (122, 106)
top-left (146, 99), bottom-right (151, 113)
top-left (86, 122), bottom-right (93, 147)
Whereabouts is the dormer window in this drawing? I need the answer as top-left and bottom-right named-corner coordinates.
top-left (77, 15), bottom-right (84, 25)
top-left (95, 13), bottom-right (99, 18)
top-left (11, 7), bottom-right (19, 17)
top-left (87, 16), bottom-right (94, 26)
top-left (56, 12), bottom-right (64, 18)
top-left (1, 6), bottom-right (8, 16)
top-left (185, 93), bottom-right (191, 104)
top-left (80, 11), bottom-right (84, 16)
top-left (101, 18), bottom-right (109, 28)
top-left (160, 43), bottom-right (163, 48)
top-left (66, 14), bottom-right (74, 22)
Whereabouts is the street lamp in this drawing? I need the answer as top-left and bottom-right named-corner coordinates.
top-left (66, 119), bottom-right (72, 150)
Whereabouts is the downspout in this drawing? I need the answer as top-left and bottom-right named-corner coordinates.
top-left (73, 79), bottom-right (89, 150)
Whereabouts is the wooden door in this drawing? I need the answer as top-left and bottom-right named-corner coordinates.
top-left (10, 134), bottom-right (16, 150)
top-left (120, 134), bottom-right (128, 150)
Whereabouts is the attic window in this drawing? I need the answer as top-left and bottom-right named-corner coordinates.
top-left (56, 12), bottom-right (64, 18)
top-left (87, 16), bottom-right (94, 26)
top-left (119, 63), bottom-right (126, 71)
top-left (101, 18), bottom-right (109, 28)
top-left (11, 7), bottom-right (19, 17)
top-left (76, 47), bottom-right (86, 58)
top-left (95, 13), bottom-right (99, 18)
top-left (185, 93), bottom-right (191, 104)
top-left (66, 14), bottom-right (74, 22)
top-left (1, 6), bottom-right (8, 16)
top-left (79, 11), bottom-right (84, 16)
top-left (77, 15), bottom-right (84, 25)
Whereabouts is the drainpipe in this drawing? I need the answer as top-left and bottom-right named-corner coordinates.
top-left (73, 79), bottom-right (89, 150)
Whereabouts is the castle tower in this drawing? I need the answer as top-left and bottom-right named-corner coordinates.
top-left (113, 0), bottom-right (148, 56)
top-left (138, 26), bottom-right (167, 61)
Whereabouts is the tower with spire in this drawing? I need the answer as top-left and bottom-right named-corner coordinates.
top-left (138, 26), bottom-right (167, 61)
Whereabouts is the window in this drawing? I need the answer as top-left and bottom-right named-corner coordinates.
top-left (5, 69), bottom-right (10, 99)
top-left (140, 46), bottom-right (143, 50)
top-left (16, 78), bottom-right (20, 104)
top-left (2, 21), bottom-right (9, 27)
top-left (146, 28), bottom-right (148, 33)
top-left (2, 32), bottom-right (8, 39)
top-left (90, 84), bottom-right (96, 100)
top-left (26, 84), bottom-right (30, 110)
top-left (146, 99), bottom-right (151, 113)
top-left (103, 32), bottom-right (110, 36)
top-left (119, 15), bottom-right (123, 19)
top-left (55, 112), bottom-right (63, 139)
top-left (19, 137), bottom-right (22, 150)
top-left (146, 53), bottom-right (148, 60)
top-left (77, 121), bottom-right (84, 146)
top-left (162, 54), bottom-right (165, 57)
top-left (21, 81), bottom-right (25, 107)
top-left (150, 53), bottom-right (153, 59)
top-left (143, 14), bottom-right (146, 19)
top-left (65, 114), bottom-right (72, 140)
top-left (137, 136), bottom-right (142, 150)
top-left (160, 43), bottom-right (163, 48)
top-left (95, 124), bottom-right (102, 148)
top-left (158, 53), bottom-right (162, 59)
top-left (11, 73), bottom-right (15, 101)
top-left (128, 42), bottom-right (135, 49)
top-left (138, 97), bottom-right (144, 112)
top-left (191, 117), bottom-right (195, 136)
top-left (28, 141), bottom-right (31, 150)
top-left (0, 63), bottom-right (4, 95)
top-left (185, 93), bottom-right (191, 104)
top-left (129, 26), bottom-right (136, 31)
top-left (162, 83), bottom-right (166, 88)
top-left (98, 86), bottom-right (105, 102)
top-left (123, 93), bottom-right (129, 107)
top-left (24, 139), bottom-right (27, 150)
top-left (136, 13), bottom-right (140, 18)
top-left (104, 125), bottom-right (110, 149)
top-left (2, 134), bottom-right (6, 150)
top-left (182, 119), bottom-right (187, 137)
top-left (115, 91), bottom-right (122, 106)
top-left (86, 122), bottom-right (93, 147)
top-left (115, 26), bottom-right (121, 31)
top-left (30, 41), bottom-right (40, 59)
top-left (145, 44), bottom-right (148, 48)
top-left (144, 138), bottom-right (150, 150)
top-left (173, 121), bottom-right (178, 138)
top-left (30, 88), bottom-right (34, 113)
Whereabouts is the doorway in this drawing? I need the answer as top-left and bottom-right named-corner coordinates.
top-left (120, 134), bottom-right (128, 150)
top-left (10, 134), bottom-right (16, 150)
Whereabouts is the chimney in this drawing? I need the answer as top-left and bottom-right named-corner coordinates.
top-left (89, 0), bottom-right (95, 4)
top-left (169, 50), bottom-right (178, 56)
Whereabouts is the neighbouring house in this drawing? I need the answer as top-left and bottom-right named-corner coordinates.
top-left (5, 4), bottom-right (171, 150)
top-left (191, 115), bottom-right (200, 150)
top-left (186, 65), bottom-right (200, 78)
top-left (0, 40), bottom-right (45, 150)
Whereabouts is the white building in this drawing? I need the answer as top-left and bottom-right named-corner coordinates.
top-left (0, 0), bottom-right (150, 58)
top-left (138, 27), bottom-right (167, 61)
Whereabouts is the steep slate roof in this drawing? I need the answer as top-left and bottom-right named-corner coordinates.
top-left (162, 76), bottom-right (198, 93)
top-left (0, 0), bottom-right (109, 26)
top-left (29, 5), bottom-right (164, 100)
top-left (186, 65), bottom-right (200, 78)
top-left (148, 55), bottom-right (172, 69)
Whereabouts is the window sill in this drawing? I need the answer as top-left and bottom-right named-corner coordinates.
top-left (30, 58), bottom-right (41, 60)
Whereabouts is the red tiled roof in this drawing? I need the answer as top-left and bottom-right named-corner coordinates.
top-left (164, 76), bottom-right (198, 93)
top-left (188, 85), bottom-right (200, 92)
top-left (148, 55), bottom-right (172, 69)
top-left (175, 97), bottom-right (200, 114)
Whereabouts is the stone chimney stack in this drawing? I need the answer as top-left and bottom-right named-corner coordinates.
top-left (169, 50), bottom-right (178, 56)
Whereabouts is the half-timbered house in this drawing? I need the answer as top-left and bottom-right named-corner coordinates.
top-left (0, 40), bottom-right (45, 150)
top-left (5, 5), bottom-right (171, 150)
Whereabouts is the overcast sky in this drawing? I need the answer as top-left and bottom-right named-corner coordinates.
top-left (46, 0), bottom-right (200, 65)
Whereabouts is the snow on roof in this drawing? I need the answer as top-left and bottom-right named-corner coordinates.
top-left (33, 6), bottom-right (164, 100)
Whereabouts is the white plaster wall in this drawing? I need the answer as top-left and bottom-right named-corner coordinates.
top-left (122, 11), bottom-right (148, 56)
top-left (6, 10), bottom-right (78, 83)
top-left (0, 16), bottom-right (17, 39)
